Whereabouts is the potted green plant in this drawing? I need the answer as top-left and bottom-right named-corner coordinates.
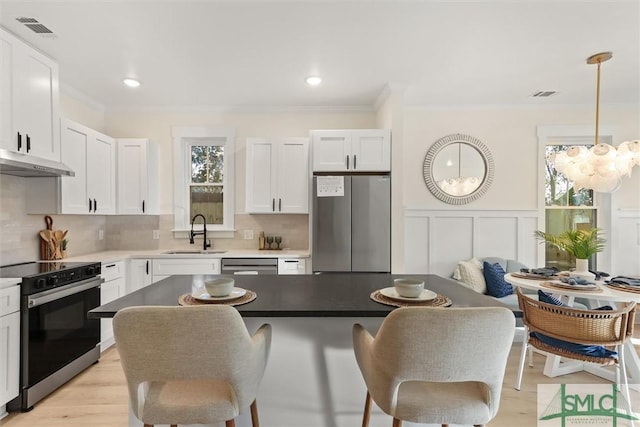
top-left (534, 228), bottom-right (605, 277)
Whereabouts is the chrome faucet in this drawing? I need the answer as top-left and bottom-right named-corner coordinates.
top-left (189, 214), bottom-right (211, 250)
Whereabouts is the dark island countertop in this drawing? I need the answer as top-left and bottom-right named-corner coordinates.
top-left (89, 273), bottom-right (521, 319)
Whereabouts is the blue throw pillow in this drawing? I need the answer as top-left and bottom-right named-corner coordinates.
top-left (530, 332), bottom-right (617, 359)
top-left (483, 262), bottom-right (513, 298)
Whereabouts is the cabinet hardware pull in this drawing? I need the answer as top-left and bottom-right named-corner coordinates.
top-left (26, 134), bottom-right (31, 152)
top-left (346, 155), bottom-right (349, 169)
top-left (353, 154), bottom-right (356, 169)
top-left (105, 264), bottom-right (116, 268)
top-left (89, 199), bottom-right (92, 212)
top-left (145, 260), bottom-right (149, 275)
top-left (279, 198), bottom-right (282, 211)
top-left (142, 200), bottom-right (145, 213)
top-left (17, 132), bottom-right (22, 151)
top-left (272, 198), bottom-right (275, 212)
top-left (94, 199), bottom-right (97, 212)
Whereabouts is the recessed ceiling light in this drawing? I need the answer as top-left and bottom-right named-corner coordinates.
top-left (123, 78), bottom-right (141, 88)
top-left (305, 76), bottom-right (322, 86)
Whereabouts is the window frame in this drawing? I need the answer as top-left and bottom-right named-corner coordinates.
top-left (536, 125), bottom-right (615, 272)
top-left (172, 126), bottom-right (235, 236)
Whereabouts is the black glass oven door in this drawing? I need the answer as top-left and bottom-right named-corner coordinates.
top-left (26, 282), bottom-right (100, 387)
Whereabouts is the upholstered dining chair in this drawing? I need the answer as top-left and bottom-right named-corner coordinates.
top-left (113, 305), bottom-right (271, 427)
top-left (352, 306), bottom-right (515, 427)
top-left (514, 288), bottom-right (636, 398)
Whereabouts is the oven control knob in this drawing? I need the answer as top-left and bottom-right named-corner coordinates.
top-left (47, 276), bottom-right (58, 287)
top-left (87, 266), bottom-right (96, 275)
top-left (35, 278), bottom-right (46, 289)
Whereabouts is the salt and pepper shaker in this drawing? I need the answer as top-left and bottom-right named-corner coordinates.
top-left (259, 231), bottom-right (266, 250)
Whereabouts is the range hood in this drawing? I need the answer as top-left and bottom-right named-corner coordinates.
top-left (0, 148), bottom-right (74, 177)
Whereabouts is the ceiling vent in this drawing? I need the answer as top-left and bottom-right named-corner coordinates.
top-left (531, 91), bottom-right (558, 98)
top-left (15, 17), bottom-right (55, 36)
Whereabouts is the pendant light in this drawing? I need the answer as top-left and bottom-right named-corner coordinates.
top-left (551, 52), bottom-right (640, 192)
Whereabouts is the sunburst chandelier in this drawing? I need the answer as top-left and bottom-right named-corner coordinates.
top-left (551, 52), bottom-right (640, 193)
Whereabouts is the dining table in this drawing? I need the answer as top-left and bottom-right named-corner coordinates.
top-left (504, 272), bottom-right (640, 391)
top-left (89, 273), bottom-right (519, 427)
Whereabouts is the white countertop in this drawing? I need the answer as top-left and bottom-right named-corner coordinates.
top-left (62, 249), bottom-right (310, 264)
top-left (0, 277), bottom-right (21, 288)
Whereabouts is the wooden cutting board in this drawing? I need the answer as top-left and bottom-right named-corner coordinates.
top-left (40, 216), bottom-right (53, 260)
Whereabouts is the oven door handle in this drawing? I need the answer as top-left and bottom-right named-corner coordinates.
top-left (28, 277), bottom-right (105, 308)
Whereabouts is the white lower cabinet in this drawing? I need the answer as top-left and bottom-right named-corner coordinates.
top-left (0, 285), bottom-right (20, 415)
top-left (100, 261), bottom-right (125, 351)
top-left (278, 258), bottom-right (307, 274)
top-left (152, 258), bottom-right (221, 284)
top-left (127, 259), bottom-right (154, 293)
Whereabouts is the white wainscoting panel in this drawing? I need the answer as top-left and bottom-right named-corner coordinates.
top-left (404, 209), bottom-right (541, 276)
top-left (612, 209), bottom-right (640, 277)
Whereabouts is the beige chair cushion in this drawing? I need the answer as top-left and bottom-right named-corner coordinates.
top-left (113, 305), bottom-right (271, 426)
top-left (353, 307), bottom-right (515, 425)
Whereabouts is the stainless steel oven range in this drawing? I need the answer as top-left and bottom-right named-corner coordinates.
top-left (0, 261), bottom-right (103, 412)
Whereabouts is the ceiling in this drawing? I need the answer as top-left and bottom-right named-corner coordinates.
top-left (1, 0), bottom-right (638, 111)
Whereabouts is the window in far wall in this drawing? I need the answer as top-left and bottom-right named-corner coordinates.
top-left (544, 145), bottom-right (597, 271)
top-left (190, 144), bottom-right (224, 224)
top-left (172, 127), bottom-right (235, 233)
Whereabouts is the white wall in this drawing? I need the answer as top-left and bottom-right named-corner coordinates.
top-left (400, 104), bottom-right (640, 275)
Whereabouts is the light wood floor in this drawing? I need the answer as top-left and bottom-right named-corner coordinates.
top-left (2, 340), bottom-right (638, 427)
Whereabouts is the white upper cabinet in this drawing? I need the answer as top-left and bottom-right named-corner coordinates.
top-left (246, 137), bottom-right (309, 214)
top-left (0, 28), bottom-right (60, 161)
top-left (311, 129), bottom-right (391, 172)
top-left (117, 139), bottom-right (158, 215)
top-left (27, 119), bottom-right (116, 214)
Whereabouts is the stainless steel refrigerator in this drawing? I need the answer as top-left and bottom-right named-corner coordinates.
top-left (312, 174), bottom-right (391, 273)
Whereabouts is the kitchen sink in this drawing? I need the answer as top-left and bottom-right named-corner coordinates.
top-left (162, 250), bottom-right (227, 255)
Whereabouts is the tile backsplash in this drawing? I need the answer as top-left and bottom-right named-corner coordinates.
top-left (0, 174), bottom-right (309, 266)
top-left (0, 175), bottom-right (108, 265)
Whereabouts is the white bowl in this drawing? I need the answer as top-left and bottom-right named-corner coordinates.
top-left (205, 278), bottom-right (235, 297)
top-left (393, 278), bottom-right (424, 298)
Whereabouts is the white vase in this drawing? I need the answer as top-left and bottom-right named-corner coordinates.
top-left (571, 258), bottom-right (595, 280)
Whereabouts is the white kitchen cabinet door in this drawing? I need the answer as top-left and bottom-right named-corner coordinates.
top-left (246, 138), bottom-right (309, 214)
top-left (59, 121), bottom-right (89, 214)
top-left (311, 131), bottom-right (351, 172)
top-left (0, 311), bottom-right (19, 406)
top-left (0, 28), bottom-right (60, 161)
top-left (152, 258), bottom-right (221, 276)
top-left (246, 138), bottom-right (277, 213)
top-left (117, 139), bottom-right (159, 215)
top-left (87, 132), bottom-right (116, 214)
top-left (351, 129), bottom-right (391, 171)
top-left (0, 284), bottom-right (19, 407)
top-left (277, 139), bottom-right (309, 213)
top-left (100, 261), bottom-right (125, 351)
top-left (127, 259), bottom-right (154, 293)
top-left (311, 129), bottom-right (390, 172)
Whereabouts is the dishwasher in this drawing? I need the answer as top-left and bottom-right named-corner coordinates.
top-left (221, 258), bottom-right (278, 275)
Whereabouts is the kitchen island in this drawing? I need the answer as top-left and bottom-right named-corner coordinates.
top-left (89, 274), bottom-right (518, 427)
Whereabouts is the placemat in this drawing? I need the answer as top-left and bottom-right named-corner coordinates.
top-left (540, 282), bottom-right (603, 293)
top-left (511, 272), bottom-right (559, 280)
top-left (178, 290), bottom-right (257, 306)
top-left (370, 290), bottom-right (452, 308)
top-left (604, 283), bottom-right (640, 294)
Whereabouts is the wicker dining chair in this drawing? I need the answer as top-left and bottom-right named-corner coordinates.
top-left (113, 305), bottom-right (271, 427)
top-left (515, 287), bottom-right (636, 398)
